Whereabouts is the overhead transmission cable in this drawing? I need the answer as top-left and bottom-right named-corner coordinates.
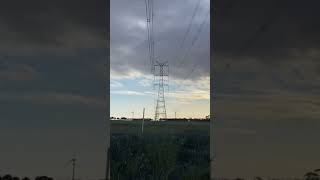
top-left (176, 9), bottom-right (210, 72)
top-left (182, 32), bottom-right (209, 82)
top-left (238, 1), bottom-right (286, 55)
top-left (144, 0), bottom-right (151, 67)
top-left (178, 0), bottom-right (201, 50)
top-left (144, 0), bottom-right (158, 117)
top-left (216, 1), bottom-right (287, 91)
top-left (144, 0), bottom-right (155, 73)
top-left (150, 0), bottom-right (155, 72)
top-left (172, 0), bottom-right (201, 68)
top-left (171, 8), bottom-right (210, 104)
top-left (183, 16), bottom-right (210, 81)
top-left (172, 1), bottom-right (285, 104)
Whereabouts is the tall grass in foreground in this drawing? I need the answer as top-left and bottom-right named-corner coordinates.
top-left (110, 134), bottom-right (209, 180)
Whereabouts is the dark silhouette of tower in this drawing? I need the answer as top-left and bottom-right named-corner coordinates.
top-left (67, 154), bottom-right (76, 180)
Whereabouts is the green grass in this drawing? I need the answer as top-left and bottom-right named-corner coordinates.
top-left (110, 120), bottom-right (210, 180)
top-left (111, 120), bottom-right (209, 135)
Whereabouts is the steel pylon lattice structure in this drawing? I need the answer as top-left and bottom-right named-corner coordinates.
top-left (154, 60), bottom-right (169, 121)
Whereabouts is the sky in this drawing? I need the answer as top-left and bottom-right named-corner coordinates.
top-left (110, 0), bottom-right (210, 119)
top-left (213, 0), bottom-right (320, 178)
top-left (0, 0), bottom-right (107, 179)
top-left (1, 0), bottom-right (320, 179)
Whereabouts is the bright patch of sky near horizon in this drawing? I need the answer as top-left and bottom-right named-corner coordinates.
top-left (110, 0), bottom-right (210, 119)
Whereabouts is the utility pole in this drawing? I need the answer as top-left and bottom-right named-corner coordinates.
top-left (154, 60), bottom-right (169, 121)
top-left (72, 158), bottom-right (76, 180)
top-left (142, 108), bottom-right (145, 134)
top-left (67, 154), bottom-right (76, 180)
top-left (105, 62), bottom-right (110, 180)
top-left (210, 115), bottom-right (214, 180)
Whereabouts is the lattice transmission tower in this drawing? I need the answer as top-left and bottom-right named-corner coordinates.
top-left (154, 60), bottom-right (169, 121)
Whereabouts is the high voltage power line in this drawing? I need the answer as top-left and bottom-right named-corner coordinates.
top-left (178, 0), bottom-right (202, 50)
top-left (238, 1), bottom-right (286, 55)
top-left (145, 0), bottom-right (209, 83)
top-left (144, 0), bottom-right (170, 120)
top-left (143, 0), bottom-right (210, 119)
top-left (162, 2), bottom-right (210, 105)
top-left (173, 9), bottom-right (209, 92)
top-left (174, 0), bottom-right (207, 67)
top-left (164, 0), bottom-right (202, 82)
top-left (213, 0), bottom-right (288, 94)
top-left (172, 18), bottom-right (210, 100)
top-left (176, 10), bottom-right (209, 68)
top-left (144, 0), bottom-right (155, 73)
top-left (180, 16), bottom-right (209, 82)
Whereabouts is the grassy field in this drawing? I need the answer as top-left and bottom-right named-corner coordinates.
top-left (110, 120), bottom-right (210, 180)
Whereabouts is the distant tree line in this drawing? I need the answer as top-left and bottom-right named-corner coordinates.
top-left (213, 169), bottom-right (320, 180)
top-left (110, 116), bottom-right (129, 120)
top-left (0, 175), bottom-right (54, 180)
top-left (110, 116), bottom-right (211, 121)
top-left (110, 116), bottom-right (153, 121)
top-left (160, 118), bottom-right (209, 121)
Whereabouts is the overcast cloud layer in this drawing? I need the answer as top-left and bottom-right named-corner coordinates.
top-left (0, 0), bottom-right (107, 179)
top-left (110, 0), bottom-right (210, 118)
top-left (1, 0), bottom-right (319, 178)
top-left (111, 0), bottom-right (210, 81)
top-left (0, 0), bottom-right (106, 55)
top-left (213, 0), bottom-right (320, 178)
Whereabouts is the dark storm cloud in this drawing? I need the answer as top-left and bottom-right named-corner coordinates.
top-left (0, 1), bottom-right (107, 179)
top-left (0, 0), bottom-right (107, 55)
top-left (111, 0), bottom-right (210, 81)
top-left (213, 0), bottom-right (320, 177)
top-left (213, 0), bottom-right (320, 96)
top-left (0, 92), bottom-right (105, 108)
top-left (0, 52), bottom-right (106, 96)
top-left (214, 0), bottom-right (320, 60)
top-left (0, 63), bottom-right (38, 81)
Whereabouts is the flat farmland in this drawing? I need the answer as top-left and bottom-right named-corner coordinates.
top-left (111, 120), bottom-right (210, 135)
top-left (110, 120), bottom-right (210, 180)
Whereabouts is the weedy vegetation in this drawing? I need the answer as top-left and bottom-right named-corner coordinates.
top-left (110, 120), bottom-right (210, 180)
